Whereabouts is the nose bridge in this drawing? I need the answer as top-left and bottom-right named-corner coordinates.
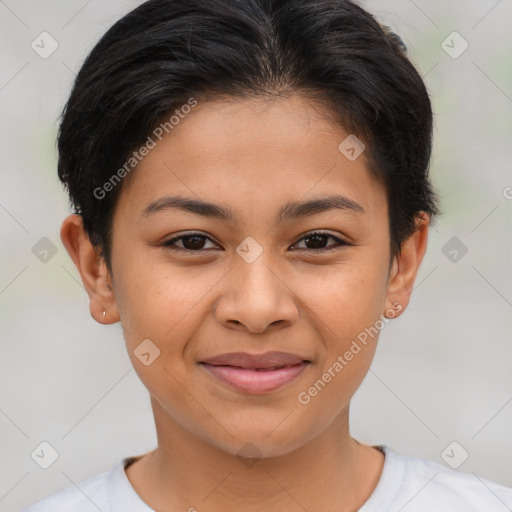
top-left (233, 241), bottom-right (285, 301)
top-left (214, 240), bottom-right (298, 332)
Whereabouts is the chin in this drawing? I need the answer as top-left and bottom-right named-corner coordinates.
top-left (203, 422), bottom-right (312, 461)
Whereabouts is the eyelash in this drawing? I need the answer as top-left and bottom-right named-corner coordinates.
top-left (162, 231), bottom-right (351, 253)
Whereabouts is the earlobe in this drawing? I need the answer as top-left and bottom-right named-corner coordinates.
top-left (60, 214), bottom-right (119, 324)
top-left (384, 213), bottom-right (430, 317)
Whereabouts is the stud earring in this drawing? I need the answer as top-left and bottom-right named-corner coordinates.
top-left (103, 310), bottom-right (106, 321)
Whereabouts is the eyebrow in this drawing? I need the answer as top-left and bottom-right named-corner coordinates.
top-left (139, 194), bottom-right (365, 222)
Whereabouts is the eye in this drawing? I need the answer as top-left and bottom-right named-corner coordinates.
top-left (162, 230), bottom-right (351, 253)
top-left (291, 231), bottom-right (350, 252)
top-left (162, 232), bottom-right (218, 251)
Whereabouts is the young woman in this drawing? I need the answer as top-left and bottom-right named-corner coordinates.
top-left (24, 0), bottom-right (512, 510)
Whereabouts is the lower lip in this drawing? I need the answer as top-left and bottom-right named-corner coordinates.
top-left (200, 362), bottom-right (309, 394)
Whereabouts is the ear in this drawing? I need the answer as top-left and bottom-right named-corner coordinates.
top-left (60, 214), bottom-right (119, 324)
top-left (384, 212), bottom-right (430, 318)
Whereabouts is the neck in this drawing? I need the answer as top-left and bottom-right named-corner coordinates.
top-left (126, 399), bottom-right (384, 512)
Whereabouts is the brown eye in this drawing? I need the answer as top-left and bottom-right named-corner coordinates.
top-left (292, 231), bottom-right (350, 251)
top-left (162, 230), bottom-right (350, 253)
top-left (163, 233), bottom-right (217, 251)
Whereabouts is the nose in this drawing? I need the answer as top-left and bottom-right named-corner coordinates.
top-left (213, 253), bottom-right (299, 334)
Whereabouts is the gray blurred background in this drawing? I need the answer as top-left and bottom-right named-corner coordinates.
top-left (1, 0), bottom-right (511, 510)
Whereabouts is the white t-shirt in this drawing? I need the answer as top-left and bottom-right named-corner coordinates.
top-left (22, 445), bottom-right (512, 511)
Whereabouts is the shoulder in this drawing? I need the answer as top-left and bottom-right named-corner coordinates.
top-left (21, 465), bottom-right (113, 512)
top-left (372, 446), bottom-right (512, 512)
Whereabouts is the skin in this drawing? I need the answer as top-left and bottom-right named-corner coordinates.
top-left (61, 94), bottom-right (429, 511)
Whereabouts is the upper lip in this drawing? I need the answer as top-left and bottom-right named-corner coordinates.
top-left (200, 351), bottom-right (310, 369)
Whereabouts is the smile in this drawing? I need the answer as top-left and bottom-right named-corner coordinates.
top-left (199, 361), bottom-right (310, 394)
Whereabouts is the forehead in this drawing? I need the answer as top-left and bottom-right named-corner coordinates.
top-left (114, 95), bottom-right (386, 224)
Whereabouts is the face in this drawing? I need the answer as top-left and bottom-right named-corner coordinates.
top-left (67, 94), bottom-right (426, 459)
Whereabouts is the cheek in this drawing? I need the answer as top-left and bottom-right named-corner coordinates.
top-left (114, 254), bottom-right (204, 337)
top-left (303, 254), bottom-right (389, 393)
top-left (308, 255), bottom-right (389, 330)
top-left (293, 263), bottom-right (386, 424)
top-left (116, 266), bottom-right (200, 410)
top-left (114, 259), bottom-right (226, 394)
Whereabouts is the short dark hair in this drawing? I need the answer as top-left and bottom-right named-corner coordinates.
top-left (58, 0), bottom-right (439, 274)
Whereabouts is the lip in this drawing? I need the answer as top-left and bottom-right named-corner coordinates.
top-left (201, 351), bottom-right (309, 369)
top-left (199, 351), bottom-right (311, 394)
